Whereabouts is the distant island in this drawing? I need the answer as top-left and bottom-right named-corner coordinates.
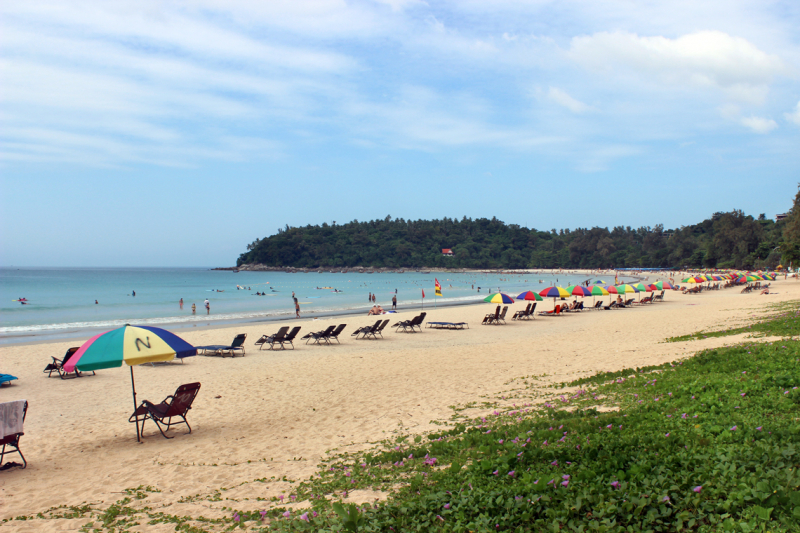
top-left (237, 191), bottom-right (800, 271)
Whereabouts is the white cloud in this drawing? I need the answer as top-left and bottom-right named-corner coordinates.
top-left (569, 30), bottom-right (785, 104)
top-left (786, 102), bottom-right (800, 126)
top-left (740, 116), bottom-right (778, 134)
top-left (547, 87), bottom-right (590, 113)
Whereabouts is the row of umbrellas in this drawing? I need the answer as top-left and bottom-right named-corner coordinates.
top-left (484, 280), bottom-right (678, 304)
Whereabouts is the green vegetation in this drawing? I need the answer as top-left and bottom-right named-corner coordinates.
top-left (238, 209), bottom-right (789, 270)
top-left (667, 301), bottom-right (800, 342)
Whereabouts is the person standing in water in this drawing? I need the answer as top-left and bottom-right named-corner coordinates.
top-left (392, 294), bottom-right (397, 310)
top-left (294, 297), bottom-right (300, 318)
top-left (132, 290), bottom-right (135, 297)
top-left (204, 299), bottom-right (210, 314)
top-left (179, 298), bottom-right (183, 309)
top-left (191, 303), bottom-right (196, 314)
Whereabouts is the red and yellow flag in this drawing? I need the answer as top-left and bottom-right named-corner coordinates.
top-left (435, 278), bottom-right (442, 297)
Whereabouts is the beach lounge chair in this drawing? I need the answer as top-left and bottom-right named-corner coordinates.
top-left (0, 400), bottom-right (28, 469)
top-left (328, 324), bottom-right (347, 343)
top-left (512, 303), bottom-right (531, 320)
top-left (592, 301), bottom-right (603, 310)
top-left (539, 304), bottom-right (561, 316)
top-left (494, 306), bottom-right (509, 324)
top-left (282, 326), bottom-right (302, 349)
top-left (43, 347), bottom-right (95, 379)
top-left (264, 327), bottom-right (290, 350)
top-left (427, 322), bottom-right (469, 329)
top-left (483, 306), bottom-right (501, 324)
top-left (366, 320), bottom-right (389, 339)
top-left (353, 321), bottom-right (381, 339)
top-left (395, 313), bottom-right (425, 332)
top-left (129, 382), bottom-right (201, 439)
top-left (0, 374), bottom-right (18, 387)
top-left (197, 334), bottom-right (247, 357)
top-left (306, 325), bottom-right (336, 344)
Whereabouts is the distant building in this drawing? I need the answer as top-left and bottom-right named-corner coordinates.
top-left (776, 213), bottom-right (789, 221)
top-left (442, 248), bottom-right (454, 256)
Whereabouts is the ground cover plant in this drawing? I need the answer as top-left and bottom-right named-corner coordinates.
top-left (667, 301), bottom-right (800, 342)
top-left (6, 303), bottom-right (800, 532)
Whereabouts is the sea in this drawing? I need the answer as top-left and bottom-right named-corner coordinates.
top-left (0, 267), bottom-right (625, 344)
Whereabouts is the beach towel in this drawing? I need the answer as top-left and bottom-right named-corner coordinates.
top-left (0, 400), bottom-right (26, 438)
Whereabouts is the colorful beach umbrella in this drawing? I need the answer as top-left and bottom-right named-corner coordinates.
top-left (64, 325), bottom-right (197, 441)
top-left (539, 286), bottom-right (570, 299)
top-left (516, 290), bottom-right (544, 302)
top-left (484, 292), bottom-right (515, 304)
top-left (590, 285), bottom-right (609, 296)
top-left (654, 281), bottom-right (676, 290)
top-left (565, 285), bottom-right (593, 297)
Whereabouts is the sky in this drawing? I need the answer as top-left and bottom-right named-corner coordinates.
top-left (1, 0), bottom-right (799, 267)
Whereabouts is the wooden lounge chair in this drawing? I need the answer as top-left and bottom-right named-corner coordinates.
top-left (328, 324), bottom-right (347, 343)
top-left (0, 400), bottom-right (28, 469)
top-left (263, 327), bottom-right (290, 350)
top-left (197, 334), bottom-right (247, 357)
top-left (129, 382), bottom-right (201, 439)
top-left (43, 347), bottom-right (95, 379)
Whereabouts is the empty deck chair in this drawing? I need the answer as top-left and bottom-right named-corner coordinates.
top-left (366, 319), bottom-right (390, 339)
top-left (281, 326), bottom-right (302, 349)
top-left (129, 382), bottom-right (201, 439)
top-left (264, 327), bottom-right (290, 350)
top-left (328, 324), bottom-right (347, 343)
top-left (512, 303), bottom-right (532, 320)
top-left (483, 306), bottom-right (501, 324)
top-left (0, 400), bottom-right (28, 469)
top-left (353, 320), bottom-right (381, 339)
top-left (394, 313), bottom-right (425, 332)
top-left (197, 334), bottom-right (247, 357)
top-left (43, 347), bottom-right (95, 379)
top-left (495, 306), bottom-right (509, 324)
top-left (306, 325), bottom-right (336, 344)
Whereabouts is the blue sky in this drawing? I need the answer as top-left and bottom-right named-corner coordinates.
top-left (1, 0), bottom-right (799, 267)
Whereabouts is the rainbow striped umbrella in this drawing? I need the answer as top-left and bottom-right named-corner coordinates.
top-left (654, 281), bottom-right (676, 290)
top-left (516, 290), bottom-right (544, 302)
top-left (590, 284), bottom-right (609, 296)
top-left (64, 325), bottom-right (196, 441)
top-left (539, 286), bottom-right (570, 299)
top-left (484, 292), bottom-right (515, 304)
top-left (565, 285), bottom-right (593, 297)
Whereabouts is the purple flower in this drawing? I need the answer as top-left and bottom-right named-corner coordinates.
top-left (493, 470), bottom-right (499, 476)
top-left (693, 486), bottom-right (702, 493)
top-left (561, 480), bottom-right (569, 487)
top-left (533, 479), bottom-right (539, 484)
top-left (741, 393), bottom-right (746, 397)
top-left (300, 512), bottom-right (309, 522)
top-left (499, 439), bottom-right (503, 444)
top-left (606, 424), bottom-right (612, 429)
top-left (610, 481), bottom-right (620, 489)
top-left (508, 471), bottom-right (516, 477)
top-left (234, 513), bottom-right (240, 522)
top-left (665, 433), bottom-right (670, 437)
top-left (444, 503), bottom-right (450, 509)
top-left (562, 474), bottom-right (570, 480)
top-left (550, 460), bottom-right (558, 466)
top-left (260, 510), bottom-right (267, 521)
top-left (283, 511), bottom-right (291, 518)
top-left (756, 426), bottom-right (762, 431)
top-left (408, 454), bottom-right (413, 459)
top-left (662, 496), bottom-right (670, 502)
top-left (436, 515), bottom-right (444, 521)
top-left (730, 426), bottom-right (737, 431)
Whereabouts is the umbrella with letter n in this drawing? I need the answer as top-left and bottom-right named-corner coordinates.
top-left (63, 325), bottom-right (196, 441)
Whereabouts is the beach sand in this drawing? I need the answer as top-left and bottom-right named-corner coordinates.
top-left (0, 275), bottom-right (795, 530)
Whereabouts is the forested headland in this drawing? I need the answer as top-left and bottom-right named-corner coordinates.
top-left (237, 189), bottom-right (800, 270)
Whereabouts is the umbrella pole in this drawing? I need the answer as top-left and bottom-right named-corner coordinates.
top-left (131, 366), bottom-right (141, 442)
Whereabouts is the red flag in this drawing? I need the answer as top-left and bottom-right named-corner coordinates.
top-left (422, 289), bottom-right (425, 298)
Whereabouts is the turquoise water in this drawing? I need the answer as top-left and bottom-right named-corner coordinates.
top-left (0, 268), bottom-right (609, 341)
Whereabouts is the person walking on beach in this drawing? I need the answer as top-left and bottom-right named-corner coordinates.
top-left (179, 298), bottom-right (183, 309)
top-left (204, 299), bottom-right (210, 314)
top-left (294, 297), bottom-right (300, 317)
top-left (191, 303), bottom-right (196, 314)
top-left (392, 294), bottom-right (397, 310)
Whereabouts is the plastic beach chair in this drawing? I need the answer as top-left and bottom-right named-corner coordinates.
top-left (43, 347), bottom-right (95, 379)
top-left (0, 400), bottom-right (28, 469)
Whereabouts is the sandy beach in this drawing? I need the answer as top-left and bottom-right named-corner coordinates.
top-left (0, 275), bottom-right (794, 531)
